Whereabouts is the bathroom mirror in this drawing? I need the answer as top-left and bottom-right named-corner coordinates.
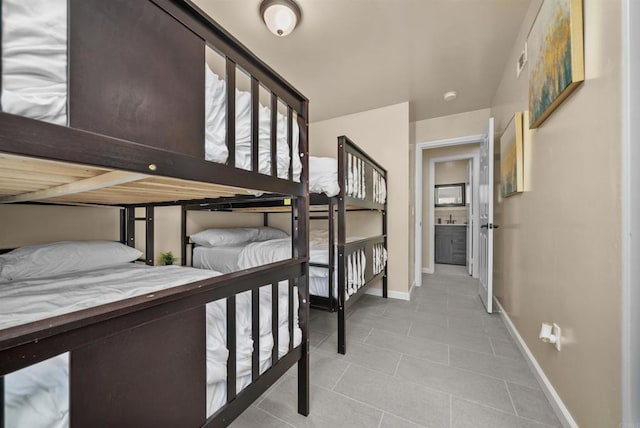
top-left (435, 183), bottom-right (465, 207)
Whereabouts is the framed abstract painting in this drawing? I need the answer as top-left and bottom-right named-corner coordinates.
top-left (500, 112), bottom-right (524, 198)
top-left (527, 0), bottom-right (584, 128)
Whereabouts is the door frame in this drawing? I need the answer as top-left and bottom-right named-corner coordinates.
top-left (414, 135), bottom-right (483, 285)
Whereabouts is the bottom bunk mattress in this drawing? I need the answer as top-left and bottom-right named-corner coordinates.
top-left (2, 263), bottom-right (301, 427)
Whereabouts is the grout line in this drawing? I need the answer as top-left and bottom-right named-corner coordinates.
top-left (377, 411), bottom-right (384, 428)
top-left (505, 380), bottom-right (519, 416)
top-left (393, 353), bottom-right (403, 376)
top-left (332, 362), bottom-right (351, 390)
top-left (363, 327), bottom-right (374, 342)
top-left (488, 337), bottom-right (498, 357)
top-left (255, 406), bottom-right (297, 427)
top-left (453, 396), bottom-right (559, 428)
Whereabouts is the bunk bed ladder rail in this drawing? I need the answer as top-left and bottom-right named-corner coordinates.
top-left (121, 206), bottom-right (155, 265)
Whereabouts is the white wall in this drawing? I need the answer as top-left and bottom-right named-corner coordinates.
top-left (310, 102), bottom-right (411, 295)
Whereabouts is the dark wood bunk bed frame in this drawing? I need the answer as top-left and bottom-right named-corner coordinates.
top-left (0, 1), bottom-right (309, 426)
top-left (310, 136), bottom-right (388, 355)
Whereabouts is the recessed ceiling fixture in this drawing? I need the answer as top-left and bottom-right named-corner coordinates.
top-left (260, 0), bottom-right (301, 37)
top-left (443, 91), bottom-right (457, 102)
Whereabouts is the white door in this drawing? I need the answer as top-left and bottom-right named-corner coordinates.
top-left (466, 160), bottom-right (473, 276)
top-left (478, 118), bottom-right (495, 313)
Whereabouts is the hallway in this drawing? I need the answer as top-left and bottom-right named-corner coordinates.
top-left (231, 265), bottom-right (562, 427)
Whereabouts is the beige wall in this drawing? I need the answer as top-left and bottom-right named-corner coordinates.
top-left (435, 159), bottom-right (467, 185)
top-left (310, 102), bottom-right (411, 295)
top-left (491, 0), bottom-right (623, 426)
top-left (414, 108), bottom-right (490, 143)
top-left (0, 205), bottom-right (120, 248)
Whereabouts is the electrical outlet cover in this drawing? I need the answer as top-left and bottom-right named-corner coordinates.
top-left (552, 323), bottom-right (561, 351)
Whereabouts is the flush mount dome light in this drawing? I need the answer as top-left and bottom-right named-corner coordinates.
top-left (260, 0), bottom-right (301, 37)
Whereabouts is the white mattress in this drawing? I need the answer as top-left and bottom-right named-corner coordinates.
top-left (2, 263), bottom-right (301, 426)
top-left (193, 244), bottom-right (246, 274)
top-left (0, 0), bottom-right (67, 125)
top-left (308, 155), bottom-right (387, 201)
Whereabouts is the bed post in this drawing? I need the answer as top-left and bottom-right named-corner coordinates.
top-left (145, 206), bottom-right (154, 265)
top-left (296, 101), bottom-right (310, 416)
top-left (181, 205), bottom-right (187, 266)
top-left (328, 197), bottom-right (336, 311)
top-left (337, 136), bottom-right (347, 355)
top-left (125, 206), bottom-right (135, 248)
top-left (383, 192), bottom-right (388, 299)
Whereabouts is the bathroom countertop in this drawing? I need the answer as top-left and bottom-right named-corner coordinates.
top-left (435, 224), bottom-right (467, 227)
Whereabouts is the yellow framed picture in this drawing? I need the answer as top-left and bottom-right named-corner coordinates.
top-left (500, 112), bottom-right (524, 198)
top-left (528, 0), bottom-right (584, 128)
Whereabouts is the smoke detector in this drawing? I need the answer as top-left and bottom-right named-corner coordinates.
top-left (443, 91), bottom-right (457, 102)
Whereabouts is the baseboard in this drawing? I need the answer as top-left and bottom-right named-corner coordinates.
top-left (421, 267), bottom-right (434, 274)
top-left (494, 299), bottom-right (578, 428)
top-left (365, 287), bottom-right (411, 301)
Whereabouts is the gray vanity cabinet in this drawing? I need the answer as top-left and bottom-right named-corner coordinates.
top-left (435, 226), bottom-right (467, 265)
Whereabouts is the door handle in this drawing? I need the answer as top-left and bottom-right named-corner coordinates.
top-left (481, 223), bottom-right (500, 229)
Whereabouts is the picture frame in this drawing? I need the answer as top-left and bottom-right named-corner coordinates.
top-left (527, 0), bottom-right (584, 128)
top-left (500, 112), bottom-right (524, 198)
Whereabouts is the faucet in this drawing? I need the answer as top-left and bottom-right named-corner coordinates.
top-left (449, 214), bottom-right (453, 224)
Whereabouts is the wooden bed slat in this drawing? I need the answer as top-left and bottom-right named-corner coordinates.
top-left (0, 171), bottom-right (148, 203)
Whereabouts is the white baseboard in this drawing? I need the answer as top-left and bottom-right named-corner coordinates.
top-left (365, 287), bottom-right (411, 301)
top-left (422, 267), bottom-right (434, 274)
top-left (494, 299), bottom-right (578, 428)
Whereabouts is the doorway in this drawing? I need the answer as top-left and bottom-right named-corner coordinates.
top-left (414, 137), bottom-right (482, 286)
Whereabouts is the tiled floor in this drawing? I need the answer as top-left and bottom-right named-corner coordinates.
top-left (231, 264), bottom-right (562, 428)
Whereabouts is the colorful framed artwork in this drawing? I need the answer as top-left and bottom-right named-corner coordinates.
top-left (500, 112), bottom-right (524, 198)
top-left (527, 0), bottom-right (584, 128)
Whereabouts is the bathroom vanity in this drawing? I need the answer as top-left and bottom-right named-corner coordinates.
top-left (435, 224), bottom-right (467, 265)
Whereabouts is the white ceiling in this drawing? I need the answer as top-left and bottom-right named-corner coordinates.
top-left (193, 0), bottom-right (531, 123)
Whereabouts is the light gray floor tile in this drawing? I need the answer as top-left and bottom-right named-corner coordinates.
top-left (348, 311), bottom-right (412, 335)
top-left (229, 406), bottom-right (294, 428)
top-left (316, 340), bottom-right (402, 375)
top-left (396, 355), bottom-right (515, 413)
top-left (258, 376), bottom-right (382, 428)
top-left (508, 383), bottom-right (562, 427)
top-left (308, 330), bottom-right (329, 348)
top-left (335, 364), bottom-right (450, 427)
top-left (408, 323), bottom-right (494, 355)
top-left (490, 337), bottom-right (524, 360)
top-left (449, 347), bottom-right (538, 388)
top-left (365, 328), bottom-right (449, 364)
top-left (451, 398), bottom-right (550, 428)
top-left (380, 412), bottom-right (430, 428)
top-left (288, 351), bottom-right (350, 389)
top-left (383, 305), bottom-right (449, 328)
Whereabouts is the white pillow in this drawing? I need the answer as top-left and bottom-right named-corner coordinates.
top-left (190, 228), bottom-right (259, 247)
top-left (309, 156), bottom-right (340, 197)
top-left (0, 241), bottom-right (142, 281)
top-left (256, 227), bottom-right (289, 241)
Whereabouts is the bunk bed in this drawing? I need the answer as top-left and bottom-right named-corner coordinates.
top-left (181, 137), bottom-right (388, 356)
top-left (309, 136), bottom-right (388, 355)
top-left (0, 1), bottom-right (309, 427)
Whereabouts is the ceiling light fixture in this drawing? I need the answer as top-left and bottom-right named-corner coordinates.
top-left (443, 91), bottom-right (457, 102)
top-left (260, 0), bottom-right (302, 37)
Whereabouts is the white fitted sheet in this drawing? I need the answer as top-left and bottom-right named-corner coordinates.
top-left (0, 0), bottom-right (67, 126)
top-left (308, 155), bottom-right (387, 201)
top-left (3, 263), bottom-right (301, 426)
top-left (193, 244), bottom-right (246, 274)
